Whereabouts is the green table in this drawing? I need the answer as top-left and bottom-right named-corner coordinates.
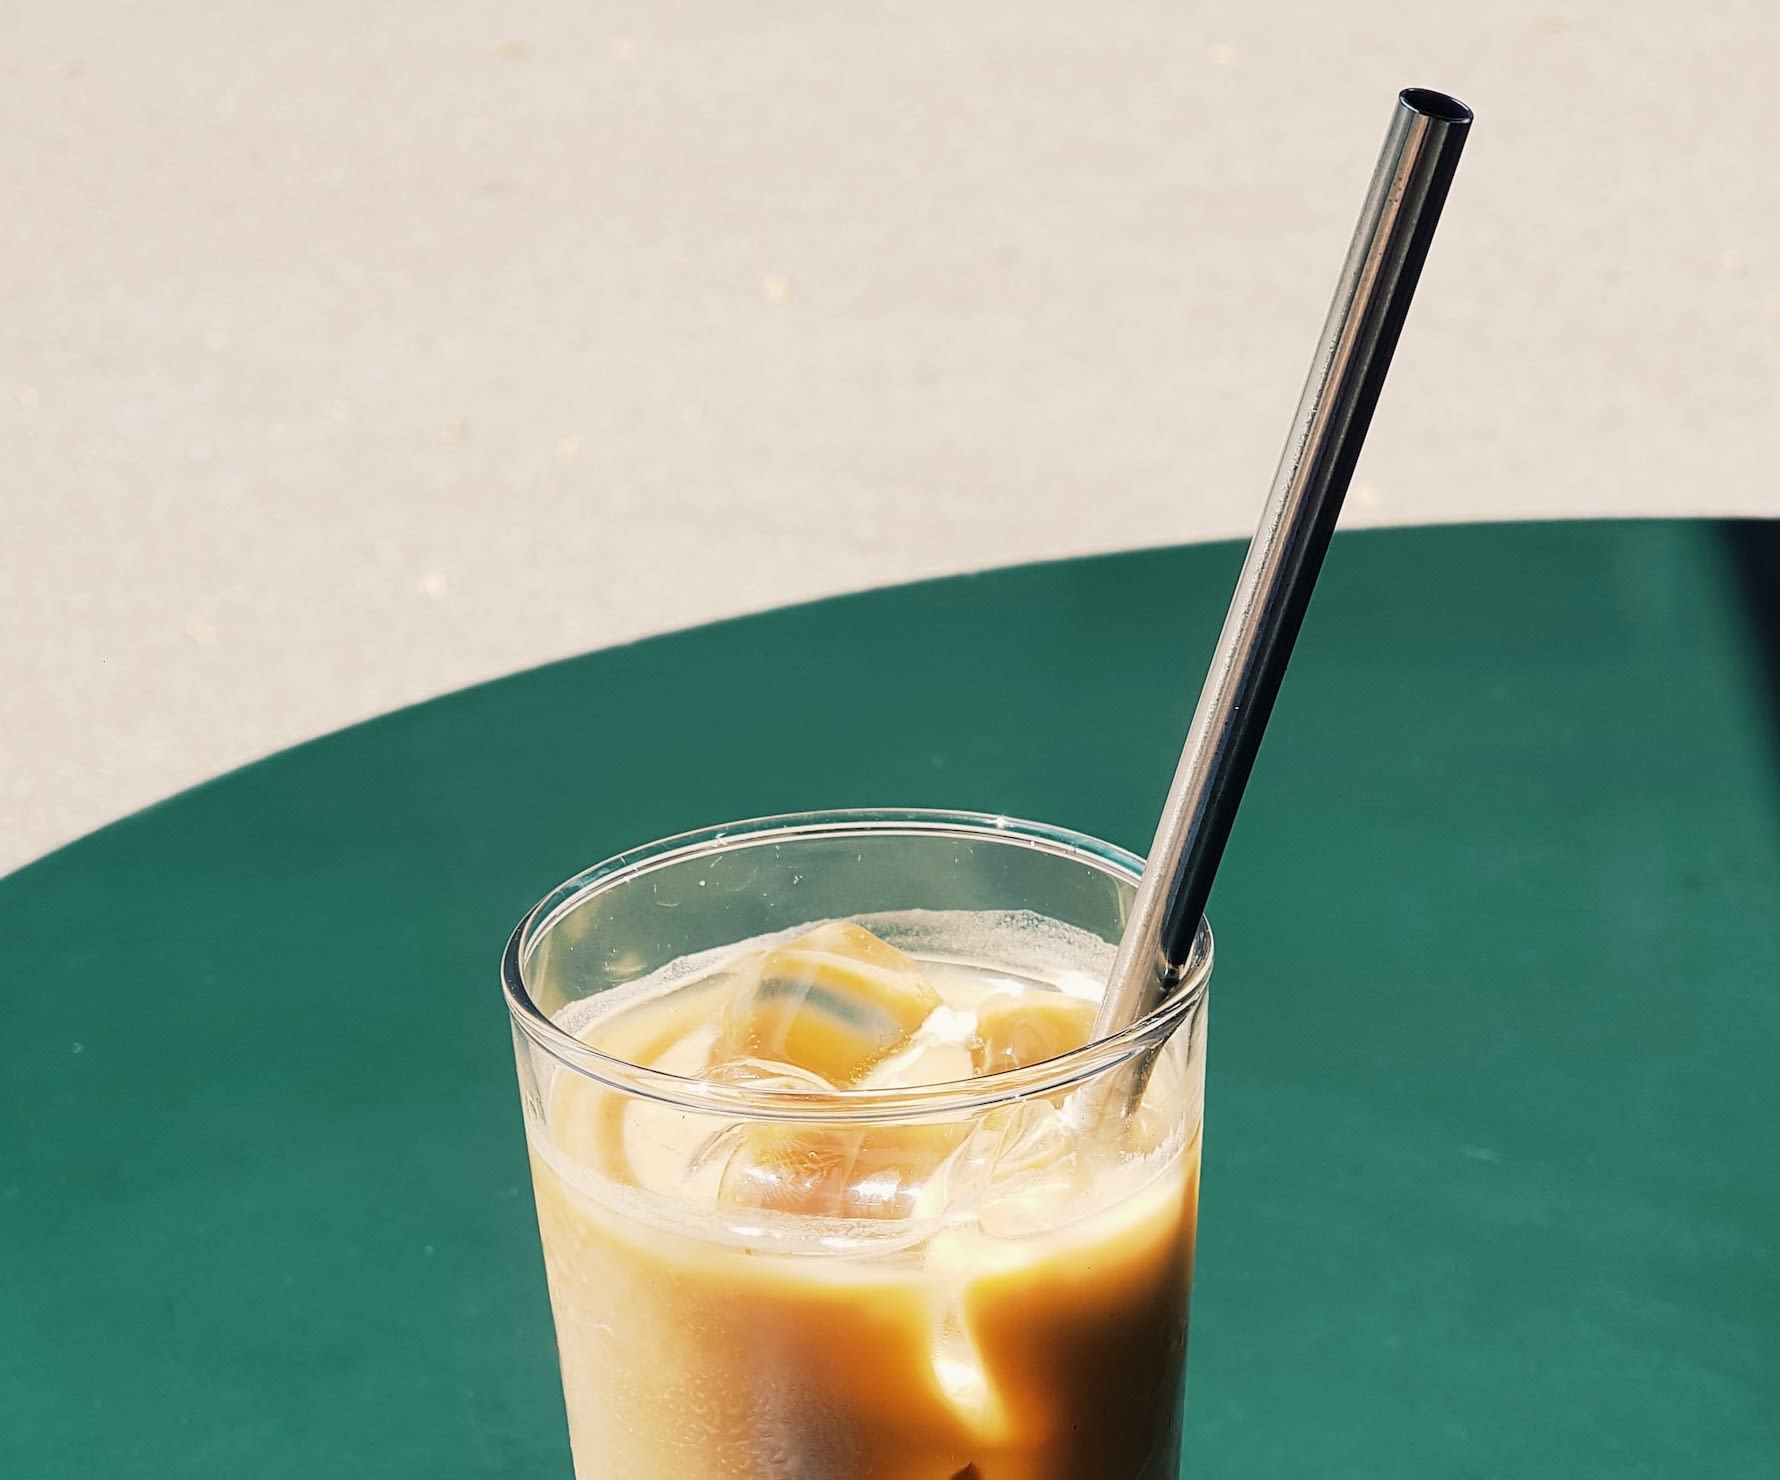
top-left (5, 520), bottom-right (1777, 1477)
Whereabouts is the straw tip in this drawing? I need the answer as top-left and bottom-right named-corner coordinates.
top-left (1399, 88), bottom-right (1473, 125)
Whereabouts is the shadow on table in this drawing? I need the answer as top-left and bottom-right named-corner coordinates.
top-left (1722, 519), bottom-right (1780, 752)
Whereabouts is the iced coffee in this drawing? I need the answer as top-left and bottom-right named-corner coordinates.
top-left (505, 814), bottom-right (1209, 1480)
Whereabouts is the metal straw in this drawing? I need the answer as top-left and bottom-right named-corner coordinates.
top-left (1093, 87), bottom-right (1473, 1041)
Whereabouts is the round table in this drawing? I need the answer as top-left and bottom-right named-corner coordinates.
top-left (5, 519), bottom-right (1776, 1477)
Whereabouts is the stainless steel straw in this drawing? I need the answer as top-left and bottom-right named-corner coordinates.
top-left (1093, 88), bottom-right (1473, 1041)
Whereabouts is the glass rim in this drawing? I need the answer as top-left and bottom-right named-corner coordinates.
top-left (501, 808), bottom-right (1212, 1123)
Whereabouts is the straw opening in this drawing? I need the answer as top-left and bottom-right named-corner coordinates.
top-left (1400, 88), bottom-right (1472, 124)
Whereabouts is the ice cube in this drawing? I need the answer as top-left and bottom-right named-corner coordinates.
top-left (968, 990), bottom-right (1098, 1076)
top-left (916, 1099), bottom-right (1088, 1233)
top-left (703, 1056), bottom-right (837, 1092)
top-left (711, 921), bottom-right (942, 1087)
top-left (858, 1005), bottom-right (977, 1090)
top-left (860, 1039), bottom-right (976, 1089)
top-left (717, 1123), bottom-right (959, 1221)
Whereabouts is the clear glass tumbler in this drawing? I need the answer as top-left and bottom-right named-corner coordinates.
top-left (502, 810), bottom-right (1211, 1480)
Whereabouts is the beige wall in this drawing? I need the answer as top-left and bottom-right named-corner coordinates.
top-left (5, 1), bottom-right (1777, 875)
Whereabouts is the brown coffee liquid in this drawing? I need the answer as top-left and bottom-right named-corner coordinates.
top-left (526, 926), bottom-right (1202, 1479)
